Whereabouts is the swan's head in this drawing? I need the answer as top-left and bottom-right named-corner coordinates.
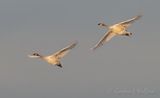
top-left (98, 23), bottom-right (108, 29)
top-left (28, 53), bottom-right (41, 58)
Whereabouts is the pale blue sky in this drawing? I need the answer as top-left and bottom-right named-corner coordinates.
top-left (0, 0), bottom-right (160, 98)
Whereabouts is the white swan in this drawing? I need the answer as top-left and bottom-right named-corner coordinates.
top-left (28, 41), bottom-right (78, 68)
top-left (91, 15), bottom-right (142, 50)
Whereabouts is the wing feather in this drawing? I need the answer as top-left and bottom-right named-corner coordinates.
top-left (119, 15), bottom-right (142, 26)
top-left (91, 31), bottom-right (116, 50)
top-left (52, 41), bottom-right (78, 59)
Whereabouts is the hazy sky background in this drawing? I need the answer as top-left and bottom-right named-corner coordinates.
top-left (0, 0), bottom-right (160, 98)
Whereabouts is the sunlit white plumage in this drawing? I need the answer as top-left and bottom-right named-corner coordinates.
top-left (28, 41), bottom-right (78, 68)
top-left (91, 15), bottom-right (142, 50)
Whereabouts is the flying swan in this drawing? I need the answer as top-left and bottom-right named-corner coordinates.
top-left (91, 15), bottom-right (142, 50)
top-left (28, 41), bottom-right (78, 68)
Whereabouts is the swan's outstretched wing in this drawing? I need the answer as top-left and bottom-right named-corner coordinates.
top-left (119, 15), bottom-right (142, 26)
top-left (91, 31), bottom-right (116, 50)
top-left (53, 41), bottom-right (78, 59)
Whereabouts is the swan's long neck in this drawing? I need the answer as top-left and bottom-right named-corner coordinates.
top-left (38, 54), bottom-right (44, 59)
top-left (103, 23), bottom-right (108, 28)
